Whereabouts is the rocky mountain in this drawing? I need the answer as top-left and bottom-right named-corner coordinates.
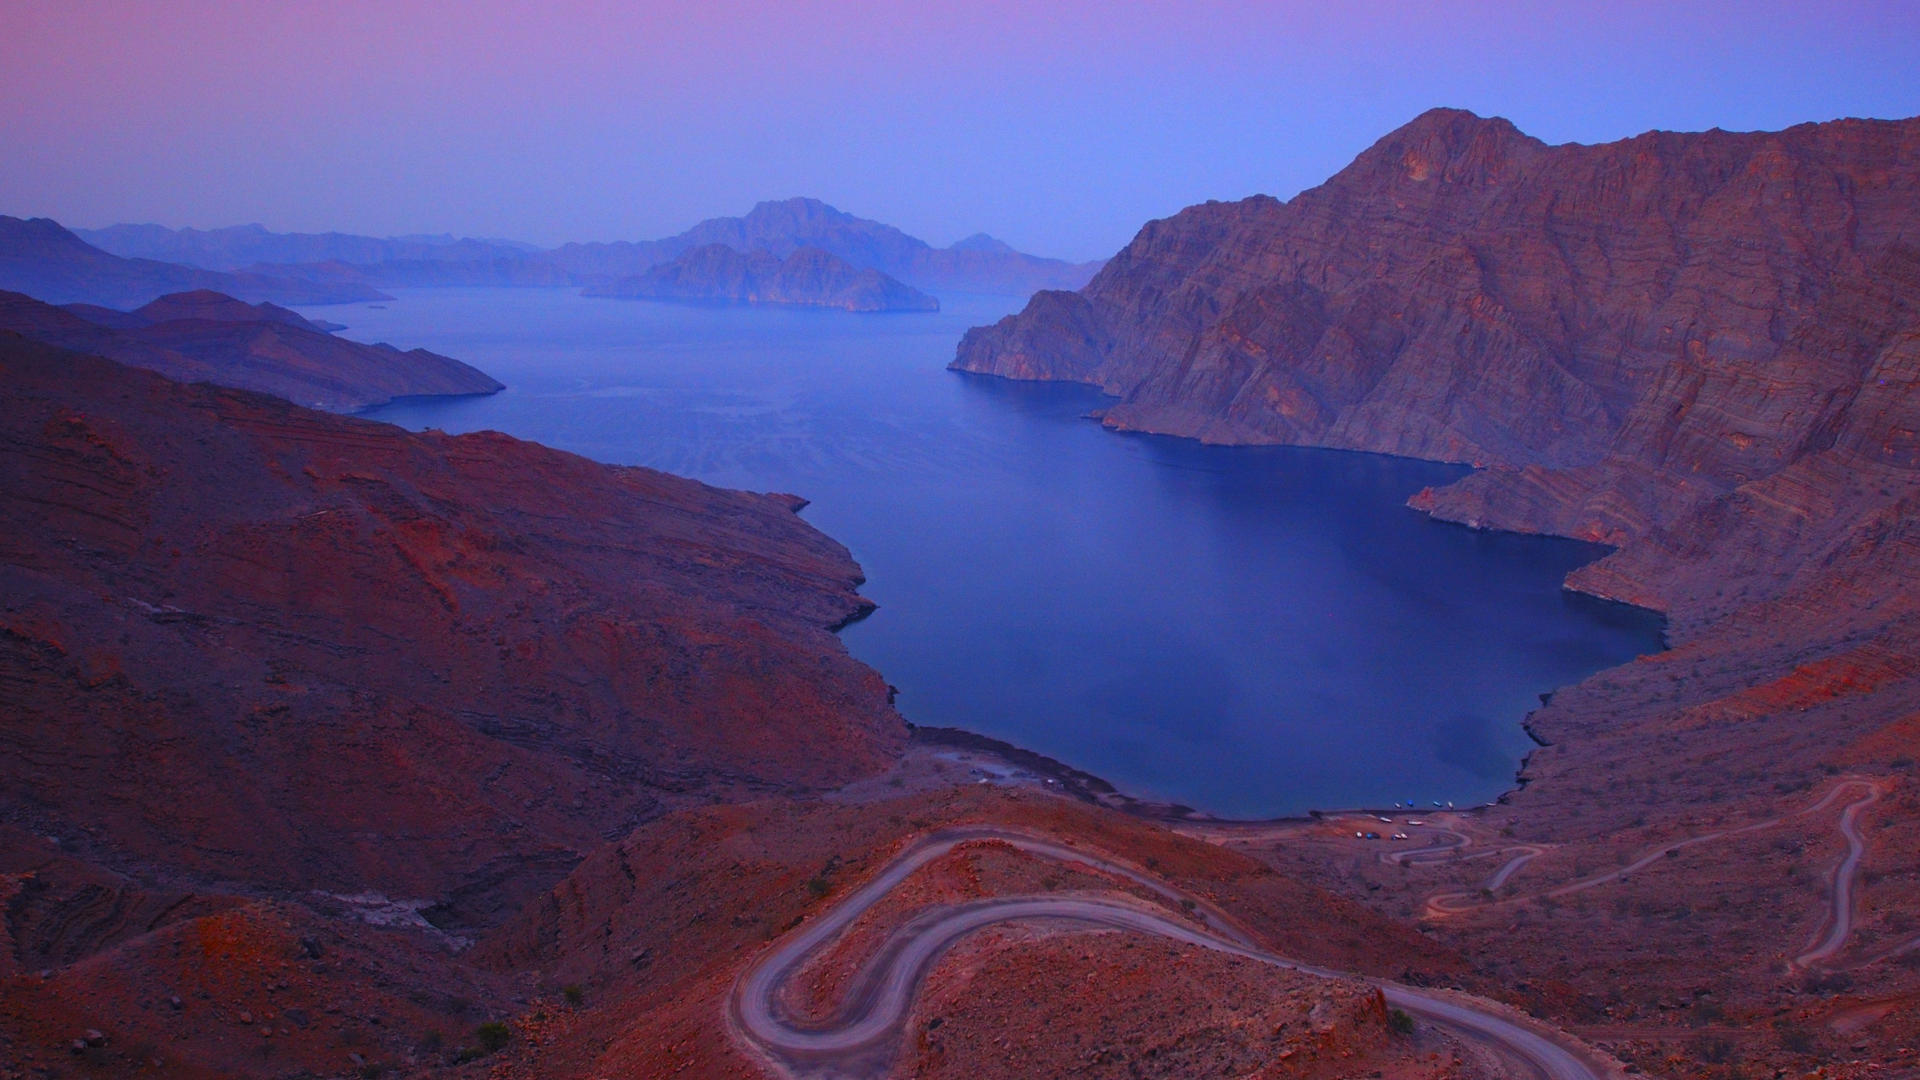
top-left (0, 288), bottom-right (502, 411)
top-left (583, 243), bottom-right (939, 312)
top-left (956, 109), bottom-right (1919, 566)
top-left (0, 337), bottom-right (902, 923)
top-left (82, 197), bottom-right (1105, 294)
top-left (553, 197), bottom-right (1102, 295)
top-left (956, 106), bottom-right (1920, 808)
top-left (0, 336), bottom-right (1483, 1080)
top-left (0, 216), bottom-right (386, 307)
top-left (110, 198), bottom-right (1103, 296)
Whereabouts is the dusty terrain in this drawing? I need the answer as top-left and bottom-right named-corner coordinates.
top-left (473, 779), bottom-right (1523, 1080)
top-left (0, 335), bottom-right (908, 1077)
top-left (8, 110), bottom-right (1920, 1080)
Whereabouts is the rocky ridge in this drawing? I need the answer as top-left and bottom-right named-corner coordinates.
top-left (0, 337), bottom-right (903, 933)
top-left (954, 109), bottom-right (1920, 820)
top-left (0, 288), bottom-right (502, 411)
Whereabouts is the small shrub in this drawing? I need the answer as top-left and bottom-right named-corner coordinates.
top-left (562, 984), bottom-right (584, 1007)
top-left (804, 876), bottom-right (831, 898)
top-left (1387, 1009), bottom-right (1415, 1036)
top-left (475, 1021), bottom-right (511, 1054)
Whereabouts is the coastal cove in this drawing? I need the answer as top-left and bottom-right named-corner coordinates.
top-left (348, 287), bottom-right (1664, 819)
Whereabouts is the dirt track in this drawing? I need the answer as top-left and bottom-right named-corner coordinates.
top-left (730, 826), bottom-right (1624, 1080)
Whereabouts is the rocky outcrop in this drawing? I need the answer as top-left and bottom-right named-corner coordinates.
top-left (0, 337), bottom-right (904, 931)
top-left (956, 110), bottom-right (1920, 578)
top-left (583, 243), bottom-right (939, 312)
top-left (955, 109), bottom-right (1920, 815)
top-left (0, 288), bottom-right (502, 411)
top-left (0, 216), bottom-right (387, 307)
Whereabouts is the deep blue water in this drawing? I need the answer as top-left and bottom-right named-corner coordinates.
top-left (338, 288), bottom-right (1664, 818)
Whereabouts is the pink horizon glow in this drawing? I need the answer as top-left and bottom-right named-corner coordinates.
top-left (3, 1), bottom-right (1916, 259)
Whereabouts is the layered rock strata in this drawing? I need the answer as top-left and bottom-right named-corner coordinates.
top-left (954, 109), bottom-right (1920, 819)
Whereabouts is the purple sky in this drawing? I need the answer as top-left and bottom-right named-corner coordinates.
top-left (3, 1), bottom-right (1916, 260)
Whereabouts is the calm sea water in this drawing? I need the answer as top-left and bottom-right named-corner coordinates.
top-left (339, 288), bottom-right (1663, 818)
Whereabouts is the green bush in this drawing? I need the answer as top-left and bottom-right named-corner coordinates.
top-left (475, 1021), bottom-right (511, 1054)
top-left (1387, 1008), bottom-right (1415, 1036)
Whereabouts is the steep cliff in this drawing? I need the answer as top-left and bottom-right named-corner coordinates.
top-left (0, 288), bottom-right (502, 411)
top-left (583, 243), bottom-right (939, 312)
top-left (955, 109), bottom-right (1920, 820)
top-left (958, 112), bottom-right (1919, 568)
top-left (0, 337), bottom-right (904, 929)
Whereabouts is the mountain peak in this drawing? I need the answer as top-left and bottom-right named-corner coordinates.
top-left (1379, 107), bottom-right (1530, 150)
top-left (743, 197), bottom-right (857, 225)
top-left (1336, 107), bottom-right (1541, 188)
top-left (949, 233), bottom-right (1016, 254)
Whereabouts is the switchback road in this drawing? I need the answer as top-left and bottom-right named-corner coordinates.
top-left (730, 826), bottom-right (1620, 1080)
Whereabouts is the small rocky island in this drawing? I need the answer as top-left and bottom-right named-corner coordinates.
top-left (584, 243), bottom-right (939, 312)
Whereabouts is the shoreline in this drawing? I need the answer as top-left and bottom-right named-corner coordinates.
top-left (907, 723), bottom-right (1454, 828)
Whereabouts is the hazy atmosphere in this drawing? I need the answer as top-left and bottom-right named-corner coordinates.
top-left (4, 0), bottom-right (1917, 258)
top-left (7, 4), bottom-right (1920, 1077)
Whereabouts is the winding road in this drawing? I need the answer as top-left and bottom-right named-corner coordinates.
top-left (1416, 780), bottom-right (1887, 970)
top-left (1792, 782), bottom-right (1881, 969)
top-left (730, 827), bottom-right (1619, 1080)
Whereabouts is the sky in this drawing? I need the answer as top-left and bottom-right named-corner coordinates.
top-left (2, 1), bottom-right (1917, 261)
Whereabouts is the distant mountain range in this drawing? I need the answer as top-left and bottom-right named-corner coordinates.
top-left (0, 216), bottom-right (388, 308)
top-left (72, 223), bottom-right (542, 271)
top-left (75, 198), bottom-right (1105, 299)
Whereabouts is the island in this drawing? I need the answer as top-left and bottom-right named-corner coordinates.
top-left (583, 243), bottom-right (940, 312)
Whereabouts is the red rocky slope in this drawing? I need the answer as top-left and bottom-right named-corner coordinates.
top-left (956, 109), bottom-right (1919, 537)
top-left (0, 288), bottom-right (502, 412)
top-left (0, 336), bottom-right (903, 932)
